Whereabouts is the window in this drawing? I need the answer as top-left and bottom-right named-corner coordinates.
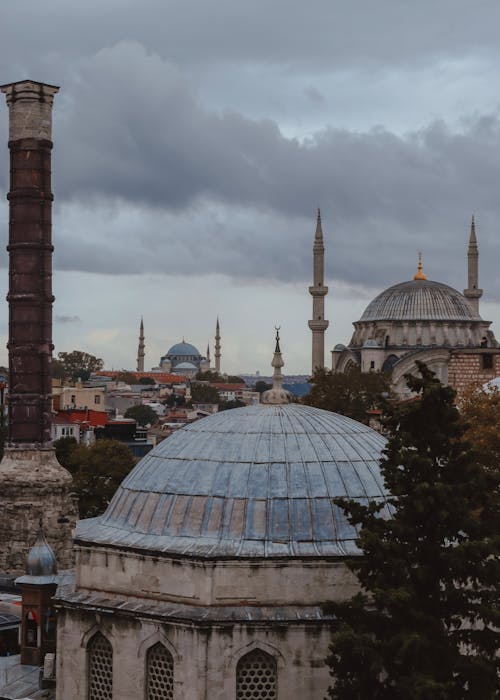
top-left (95, 395), bottom-right (101, 405)
top-left (236, 649), bottom-right (277, 699)
top-left (482, 354), bottom-right (494, 370)
top-left (370, 360), bottom-right (375, 369)
top-left (71, 394), bottom-right (76, 404)
top-left (25, 609), bottom-right (38, 647)
top-left (88, 632), bottom-right (113, 700)
top-left (146, 643), bottom-right (174, 700)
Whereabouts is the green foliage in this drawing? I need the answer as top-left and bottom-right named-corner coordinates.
top-left (304, 366), bottom-right (390, 423)
top-left (325, 363), bottom-right (500, 699)
top-left (255, 380), bottom-right (272, 394)
top-left (114, 371), bottom-right (137, 384)
top-left (54, 436), bottom-right (78, 468)
top-left (54, 437), bottom-right (135, 518)
top-left (218, 399), bottom-right (246, 412)
top-left (51, 359), bottom-right (66, 380)
top-left (138, 376), bottom-right (155, 385)
top-left (195, 370), bottom-right (222, 381)
top-left (190, 383), bottom-right (220, 404)
top-left (124, 404), bottom-right (158, 426)
top-left (57, 350), bottom-right (104, 381)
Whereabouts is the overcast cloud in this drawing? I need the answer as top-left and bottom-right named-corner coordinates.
top-left (1, 1), bottom-right (500, 372)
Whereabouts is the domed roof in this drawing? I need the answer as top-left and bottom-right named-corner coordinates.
top-left (16, 526), bottom-right (58, 585)
top-left (166, 341), bottom-right (201, 357)
top-left (76, 404), bottom-right (388, 559)
top-left (359, 279), bottom-right (480, 323)
top-left (174, 362), bottom-right (198, 370)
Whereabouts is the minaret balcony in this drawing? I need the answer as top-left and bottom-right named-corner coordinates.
top-left (308, 285), bottom-right (328, 296)
top-left (308, 320), bottom-right (329, 331)
top-left (464, 288), bottom-right (483, 299)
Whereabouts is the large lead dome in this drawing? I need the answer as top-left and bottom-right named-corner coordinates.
top-left (76, 404), bottom-right (388, 558)
top-left (360, 279), bottom-right (480, 322)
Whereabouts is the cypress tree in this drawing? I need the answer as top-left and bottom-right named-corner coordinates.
top-left (325, 362), bottom-right (499, 699)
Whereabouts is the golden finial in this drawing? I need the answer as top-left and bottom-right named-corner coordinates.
top-left (413, 251), bottom-right (427, 280)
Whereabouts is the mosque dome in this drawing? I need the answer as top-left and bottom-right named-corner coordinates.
top-left (76, 404), bottom-right (388, 558)
top-left (166, 341), bottom-right (201, 357)
top-left (359, 279), bottom-right (481, 323)
top-left (174, 361), bottom-right (198, 370)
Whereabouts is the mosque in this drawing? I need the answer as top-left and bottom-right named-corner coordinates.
top-left (309, 211), bottom-right (500, 397)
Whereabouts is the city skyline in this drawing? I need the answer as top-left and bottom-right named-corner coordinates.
top-left (1, 1), bottom-right (500, 373)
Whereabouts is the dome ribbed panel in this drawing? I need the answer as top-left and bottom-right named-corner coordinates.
top-left (360, 279), bottom-right (480, 322)
top-left (76, 404), bottom-right (388, 558)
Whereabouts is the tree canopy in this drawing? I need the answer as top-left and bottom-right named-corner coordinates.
top-left (124, 404), bottom-right (159, 426)
top-left (57, 350), bottom-right (104, 381)
top-left (459, 382), bottom-right (500, 475)
top-left (114, 371), bottom-right (137, 384)
top-left (55, 437), bottom-right (135, 518)
top-left (325, 363), bottom-right (499, 699)
top-left (190, 383), bottom-right (220, 404)
top-left (303, 366), bottom-right (390, 423)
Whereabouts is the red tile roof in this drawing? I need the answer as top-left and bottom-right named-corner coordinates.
top-left (95, 371), bottom-right (186, 384)
top-left (55, 409), bottom-right (108, 428)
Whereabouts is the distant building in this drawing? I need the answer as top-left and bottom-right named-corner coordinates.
top-left (159, 341), bottom-right (210, 374)
top-left (332, 219), bottom-right (500, 398)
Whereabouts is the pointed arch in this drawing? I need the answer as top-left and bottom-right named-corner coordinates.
top-left (137, 629), bottom-right (179, 663)
top-left (236, 647), bottom-right (278, 699)
top-left (145, 641), bottom-right (174, 700)
top-left (87, 631), bottom-right (113, 700)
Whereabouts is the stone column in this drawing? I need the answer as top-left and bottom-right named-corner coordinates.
top-left (0, 80), bottom-right (76, 572)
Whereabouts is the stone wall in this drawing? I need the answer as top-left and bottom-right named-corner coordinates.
top-left (448, 349), bottom-right (500, 399)
top-left (0, 449), bottom-right (77, 572)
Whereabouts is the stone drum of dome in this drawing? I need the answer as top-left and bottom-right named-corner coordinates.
top-left (76, 403), bottom-right (388, 558)
top-left (360, 279), bottom-right (481, 322)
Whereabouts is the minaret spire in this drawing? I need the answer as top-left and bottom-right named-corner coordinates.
top-left (260, 327), bottom-right (291, 405)
top-left (308, 209), bottom-right (329, 375)
top-left (463, 214), bottom-right (482, 315)
top-left (214, 317), bottom-right (221, 374)
top-left (137, 317), bottom-right (145, 372)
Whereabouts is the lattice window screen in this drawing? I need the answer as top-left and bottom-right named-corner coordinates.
top-left (146, 642), bottom-right (174, 700)
top-left (236, 649), bottom-right (277, 699)
top-left (88, 632), bottom-right (113, 700)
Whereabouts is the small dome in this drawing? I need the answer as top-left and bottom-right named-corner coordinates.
top-left (166, 341), bottom-right (201, 357)
top-left (174, 362), bottom-right (198, 370)
top-left (333, 343), bottom-right (346, 352)
top-left (360, 279), bottom-right (481, 322)
top-left (76, 403), bottom-right (388, 559)
top-left (362, 339), bottom-right (380, 348)
top-left (26, 527), bottom-right (57, 577)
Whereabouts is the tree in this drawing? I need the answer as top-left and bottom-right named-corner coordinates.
top-left (57, 350), bottom-right (104, 381)
top-left (325, 363), bottom-right (499, 699)
top-left (55, 438), bottom-right (135, 518)
top-left (196, 370), bottom-right (222, 381)
top-left (138, 376), bottom-right (155, 385)
top-left (114, 371), bottom-right (138, 384)
top-left (459, 382), bottom-right (500, 474)
top-left (218, 399), bottom-right (246, 411)
top-left (54, 436), bottom-right (78, 468)
top-left (255, 380), bottom-right (272, 394)
top-left (124, 404), bottom-right (158, 426)
top-left (190, 383), bottom-right (220, 404)
top-left (303, 366), bottom-right (390, 424)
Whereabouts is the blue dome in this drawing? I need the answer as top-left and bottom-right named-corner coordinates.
top-left (76, 404), bottom-right (389, 559)
top-left (166, 341), bottom-right (201, 357)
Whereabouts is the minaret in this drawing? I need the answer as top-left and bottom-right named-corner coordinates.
top-left (0, 80), bottom-right (76, 572)
top-left (137, 317), bottom-right (145, 372)
top-left (260, 328), bottom-right (292, 405)
top-left (206, 342), bottom-right (211, 364)
top-left (308, 209), bottom-right (329, 375)
top-left (463, 215), bottom-right (482, 315)
top-left (215, 317), bottom-right (221, 374)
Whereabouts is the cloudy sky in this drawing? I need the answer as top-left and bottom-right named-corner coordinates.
top-left (1, 1), bottom-right (500, 374)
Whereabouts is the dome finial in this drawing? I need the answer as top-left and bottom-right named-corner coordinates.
top-left (413, 251), bottom-right (427, 280)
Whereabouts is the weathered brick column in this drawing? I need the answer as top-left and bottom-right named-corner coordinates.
top-left (0, 80), bottom-right (77, 572)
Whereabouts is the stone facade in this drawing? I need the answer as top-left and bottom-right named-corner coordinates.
top-left (55, 544), bottom-right (358, 699)
top-left (0, 449), bottom-right (75, 571)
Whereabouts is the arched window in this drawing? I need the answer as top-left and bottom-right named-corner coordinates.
top-left (236, 649), bottom-right (277, 699)
top-left (25, 609), bottom-right (38, 647)
top-left (88, 632), bottom-right (113, 700)
top-left (146, 642), bottom-right (174, 700)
